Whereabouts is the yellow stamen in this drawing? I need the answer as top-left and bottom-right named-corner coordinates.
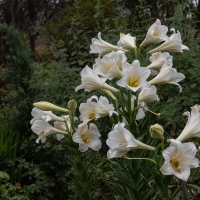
top-left (170, 160), bottom-right (182, 173)
top-left (128, 79), bottom-right (138, 87)
top-left (88, 113), bottom-right (95, 119)
top-left (82, 138), bottom-right (90, 144)
top-left (38, 131), bottom-right (44, 136)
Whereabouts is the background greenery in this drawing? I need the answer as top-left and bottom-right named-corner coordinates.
top-left (0, 0), bottom-right (200, 199)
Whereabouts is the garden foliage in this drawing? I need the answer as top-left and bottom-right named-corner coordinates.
top-left (1, 0), bottom-right (200, 199)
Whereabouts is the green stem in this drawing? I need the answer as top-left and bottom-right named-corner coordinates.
top-left (127, 90), bottom-right (132, 114)
top-left (145, 52), bottom-right (149, 66)
top-left (124, 156), bottom-right (157, 165)
top-left (154, 150), bottom-right (160, 169)
top-left (109, 116), bottom-right (115, 126)
top-left (161, 140), bottom-right (165, 151)
top-left (134, 47), bottom-right (138, 60)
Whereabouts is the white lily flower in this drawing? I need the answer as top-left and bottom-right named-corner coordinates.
top-left (30, 107), bottom-right (65, 124)
top-left (140, 19), bottom-right (168, 47)
top-left (117, 60), bottom-right (151, 92)
top-left (79, 98), bottom-right (100, 123)
top-left (106, 123), bottom-right (155, 159)
top-left (31, 120), bottom-right (68, 143)
top-left (160, 139), bottom-right (199, 181)
top-left (117, 33), bottom-right (136, 50)
top-left (89, 95), bottom-right (118, 117)
top-left (148, 63), bottom-right (185, 92)
top-left (149, 28), bottom-right (189, 54)
top-left (93, 50), bottom-right (127, 79)
top-left (54, 115), bottom-right (77, 141)
top-left (138, 85), bottom-right (159, 103)
top-left (75, 66), bottom-right (119, 93)
top-left (72, 123), bottom-right (101, 152)
top-left (89, 32), bottom-right (125, 57)
top-left (176, 106), bottom-right (200, 142)
top-left (146, 52), bottom-right (173, 74)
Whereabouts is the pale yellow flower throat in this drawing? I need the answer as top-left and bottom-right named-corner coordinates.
top-left (128, 78), bottom-right (138, 87)
top-left (170, 160), bottom-right (182, 173)
top-left (88, 113), bottom-right (95, 119)
top-left (38, 131), bottom-right (44, 136)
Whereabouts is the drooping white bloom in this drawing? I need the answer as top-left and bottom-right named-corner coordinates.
top-left (31, 120), bottom-right (68, 143)
top-left (117, 33), bottom-right (136, 50)
top-left (89, 32), bottom-right (124, 57)
top-left (54, 115), bottom-right (77, 141)
top-left (93, 50), bottom-right (127, 79)
top-left (160, 139), bottom-right (199, 181)
top-left (106, 123), bottom-right (155, 159)
top-left (75, 66), bottom-right (119, 93)
top-left (30, 107), bottom-right (65, 124)
top-left (146, 52), bottom-right (173, 74)
top-left (138, 85), bottom-right (159, 103)
top-left (149, 28), bottom-right (189, 54)
top-left (148, 63), bottom-right (185, 92)
top-left (89, 95), bottom-right (118, 117)
top-left (79, 98), bottom-right (100, 123)
top-left (176, 106), bottom-right (200, 142)
top-left (140, 19), bottom-right (168, 47)
top-left (117, 60), bottom-right (151, 92)
top-left (72, 123), bottom-right (101, 152)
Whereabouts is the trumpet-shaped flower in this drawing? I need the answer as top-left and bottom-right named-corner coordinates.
top-left (140, 19), bottom-right (168, 47)
top-left (117, 33), bottom-right (136, 50)
top-left (160, 139), bottom-right (199, 181)
top-left (79, 98), bottom-right (100, 123)
top-left (90, 32), bottom-right (124, 57)
top-left (146, 52), bottom-right (173, 74)
top-left (93, 51), bottom-right (127, 79)
top-left (75, 66), bottom-right (119, 93)
top-left (54, 115), bottom-right (77, 140)
top-left (176, 106), bottom-right (200, 142)
top-left (149, 28), bottom-right (189, 54)
top-left (72, 123), bottom-right (101, 152)
top-left (30, 107), bottom-right (65, 124)
top-left (89, 95), bottom-right (118, 117)
top-left (148, 63), bottom-right (185, 92)
top-left (106, 123), bottom-right (155, 159)
top-left (138, 85), bottom-right (159, 103)
top-left (117, 60), bottom-right (151, 92)
top-left (31, 120), bottom-right (68, 143)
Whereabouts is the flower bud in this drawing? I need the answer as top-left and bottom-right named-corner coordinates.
top-left (150, 124), bottom-right (164, 140)
top-left (33, 102), bottom-right (69, 112)
top-left (68, 99), bottom-right (77, 114)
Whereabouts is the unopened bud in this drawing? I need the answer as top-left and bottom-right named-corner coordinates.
top-left (33, 102), bottom-right (69, 112)
top-left (150, 124), bottom-right (164, 140)
top-left (68, 99), bottom-right (77, 114)
top-left (101, 89), bottom-right (116, 101)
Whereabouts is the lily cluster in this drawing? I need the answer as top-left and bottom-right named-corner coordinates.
top-left (31, 19), bottom-right (199, 182)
